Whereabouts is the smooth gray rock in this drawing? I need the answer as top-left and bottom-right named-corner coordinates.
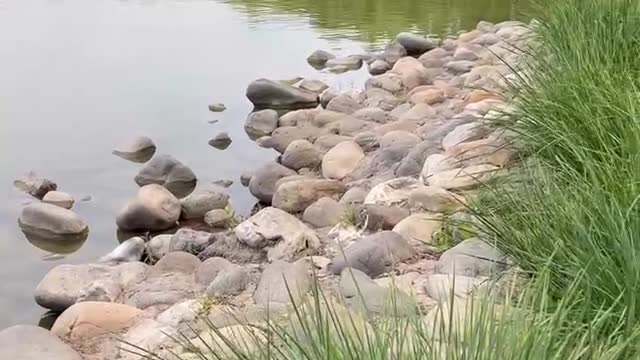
top-left (245, 109), bottom-right (279, 139)
top-left (116, 184), bottom-right (181, 231)
top-left (113, 135), bottom-right (156, 163)
top-left (134, 154), bottom-right (197, 197)
top-left (395, 32), bottom-right (439, 55)
top-left (249, 162), bottom-right (297, 204)
top-left (254, 260), bottom-right (311, 305)
top-left (100, 237), bottom-right (145, 263)
top-left (0, 325), bottom-right (83, 360)
top-left (209, 132), bottom-right (232, 150)
top-left (13, 171), bottom-right (57, 199)
top-left (445, 60), bottom-right (476, 74)
top-left (272, 179), bottom-right (346, 213)
top-left (146, 234), bottom-right (172, 261)
top-left (325, 56), bottom-right (363, 71)
top-left (353, 107), bottom-right (394, 124)
top-left (208, 103), bottom-right (226, 112)
top-left (382, 41), bottom-right (407, 66)
top-left (368, 59), bottom-right (391, 75)
top-left (436, 238), bottom-right (507, 276)
top-left (307, 50), bottom-right (336, 68)
top-left (18, 202), bottom-right (88, 246)
top-left (169, 228), bottom-right (215, 254)
top-left (329, 231), bottom-right (415, 277)
top-left (365, 204), bottom-right (411, 230)
top-left (353, 131), bottom-right (380, 152)
top-left (339, 269), bottom-right (415, 315)
top-left (204, 209), bottom-right (232, 228)
top-left (302, 197), bottom-right (346, 228)
top-left (180, 188), bottom-right (229, 219)
top-left (339, 187), bottom-right (368, 205)
top-left (320, 89), bottom-right (338, 108)
top-left (246, 79), bottom-right (318, 109)
top-left (281, 140), bottom-right (322, 171)
top-left (206, 266), bottom-right (255, 298)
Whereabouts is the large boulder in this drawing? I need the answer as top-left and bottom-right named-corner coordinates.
top-left (116, 184), bottom-right (181, 231)
top-left (394, 32), bottom-right (439, 55)
top-left (18, 203), bottom-right (88, 247)
top-left (249, 162), bottom-right (296, 203)
top-left (235, 207), bottom-right (321, 261)
top-left (329, 231), bottom-right (415, 277)
top-left (113, 135), bottom-right (156, 163)
top-left (281, 140), bottom-right (322, 170)
top-left (246, 79), bottom-right (318, 109)
top-left (51, 301), bottom-right (142, 340)
top-left (436, 238), bottom-right (507, 276)
top-left (254, 260), bottom-right (312, 305)
top-left (134, 154), bottom-right (197, 197)
top-left (180, 188), bottom-right (229, 219)
top-left (13, 171), bottom-right (57, 199)
top-left (322, 141), bottom-right (365, 180)
top-left (273, 179), bottom-right (346, 213)
top-left (34, 262), bottom-right (148, 312)
top-left (0, 325), bottom-right (82, 360)
top-left (244, 109), bottom-right (279, 139)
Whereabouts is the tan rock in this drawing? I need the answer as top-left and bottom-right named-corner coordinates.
top-left (446, 138), bottom-right (515, 167)
top-left (464, 89), bottom-right (498, 104)
top-left (322, 141), bottom-right (365, 180)
top-left (409, 186), bottom-right (466, 213)
top-left (427, 164), bottom-right (499, 190)
top-left (51, 302), bottom-right (142, 340)
top-left (392, 213), bottom-right (443, 246)
top-left (410, 88), bottom-right (445, 105)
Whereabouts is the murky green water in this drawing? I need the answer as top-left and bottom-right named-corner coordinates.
top-left (0, 0), bottom-right (536, 328)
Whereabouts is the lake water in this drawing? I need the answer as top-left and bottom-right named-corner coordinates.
top-left (0, 0), bottom-right (535, 328)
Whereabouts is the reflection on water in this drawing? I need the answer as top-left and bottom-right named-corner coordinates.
top-left (20, 226), bottom-right (89, 255)
top-left (225, 0), bottom-right (538, 44)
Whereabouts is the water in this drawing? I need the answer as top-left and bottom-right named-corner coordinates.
top-left (0, 0), bottom-right (534, 328)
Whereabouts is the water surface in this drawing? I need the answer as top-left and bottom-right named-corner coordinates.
top-left (0, 0), bottom-right (534, 327)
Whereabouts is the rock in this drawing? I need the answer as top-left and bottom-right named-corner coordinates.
top-left (208, 132), bottom-right (232, 150)
top-left (206, 266), bottom-right (254, 298)
top-left (302, 197), bottom-right (346, 228)
top-left (364, 177), bottom-right (419, 207)
top-left (307, 50), bottom-right (335, 67)
top-left (247, 79), bottom-right (318, 109)
top-left (249, 162), bottom-right (296, 204)
top-left (146, 234), bottom-right (172, 261)
top-left (116, 184), bottom-right (181, 231)
top-left (353, 107), bottom-right (394, 124)
top-left (442, 122), bottom-right (489, 150)
top-left (195, 257), bottom-right (234, 285)
top-left (299, 79), bottom-right (329, 94)
top-left (326, 94), bottom-right (363, 114)
top-left (113, 135), bottom-right (156, 163)
top-left (325, 56), bottom-right (363, 71)
top-left (134, 154), bottom-right (197, 197)
top-left (375, 118), bottom-right (420, 135)
top-left (199, 233), bottom-right (267, 263)
top-left (235, 207), bottom-right (321, 261)
top-left (365, 73), bottom-right (405, 95)
top-left (418, 47), bottom-right (449, 68)
top-left (35, 262), bottom-right (148, 312)
top-left (395, 32), bottom-right (439, 55)
top-left (208, 103), bottom-right (226, 112)
top-left (254, 260), bottom-right (311, 305)
top-left (395, 140), bottom-right (440, 177)
top-left (427, 164), bottom-right (498, 190)
top-left (408, 186), bottom-right (465, 213)
top-left (410, 88), bottom-right (445, 105)
top-left (329, 231), bottom-right (415, 277)
top-left (180, 188), bottom-right (229, 219)
top-left (339, 187), bottom-right (367, 205)
top-left (320, 89), bottom-right (338, 108)
top-left (348, 144), bottom-right (410, 181)
top-left (273, 179), bottom-right (346, 213)
top-left (420, 154), bottom-right (456, 181)
top-left (368, 59), bottom-right (391, 75)
top-left (314, 134), bottom-right (353, 154)
top-left (41, 191), bottom-right (74, 209)
top-left (18, 202), bottom-right (88, 254)
top-left (322, 141), bottom-right (365, 180)
top-left (365, 204), bottom-right (411, 230)
top-left (244, 109), bottom-right (279, 139)
top-left (390, 57), bottom-right (430, 90)
top-left (327, 116), bottom-right (374, 136)
top-left (339, 268), bottom-right (415, 314)
top-left (453, 46), bottom-right (480, 61)
top-left (392, 213), bottom-right (442, 247)
top-left (240, 173), bottom-right (252, 187)
top-left (353, 131), bottom-right (380, 152)
top-left (398, 103), bottom-right (436, 122)
top-left (424, 274), bottom-right (483, 302)
top-left (382, 41), bottom-right (407, 65)
top-left (0, 325), bottom-right (82, 360)
top-left (281, 140), bottom-right (322, 170)
top-left (13, 171), bottom-right (57, 199)
top-left (436, 238), bottom-right (506, 276)
top-left (278, 109), bottom-right (318, 127)
top-left (169, 228), bottom-right (215, 254)
top-left (444, 60), bottom-right (476, 74)
top-left (204, 209), bottom-right (232, 228)
top-left (446, 138), bottom-right (515, 167)
top-left (267, 126), bottom-right (318, 153)
top-left (149, 251), bottom-right (201, 275)
top-left (100, 237), bottom-right (145, 263)
top-left (51, 302), bottom-right (141, 340)
top-left (477, 20), bottom-right (494, 32)
top-left (379, 130), bottom-right (421, 149)
top-left (471, 33), bottom-right (500, 46)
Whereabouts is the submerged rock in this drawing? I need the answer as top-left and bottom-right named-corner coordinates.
top-left (112, 135), bottom-right (156, 163)
top-left (246, 78), bottom-right (318, 109)
top-left (208, 103), bottom-right (227, 112)
top-left (42, 191), bottom-right (75, 210)
top-left (13, 171), bottom-right (57, 199)
top-left (18, 203), bottom-right (88, 253)
top-left (307, 49), bottom-right (336, 68)
top-left (134, 154), bottom-right (197, 198)
top-left (116, 184), bottom-right (181, 231)
top-left (208, 132), bottom-right (232, 150)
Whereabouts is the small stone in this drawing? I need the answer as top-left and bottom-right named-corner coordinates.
top-left (424, 274), bottom-right (483, 302)
top-left (281, 140), bottom-right (322, 171)
top-left (445, 60), bottom-right (476, 74)
top-left (353, 131), bottom-right (380, 152)
top-left (240, 173), bottom-right (252, 187)
top-left (18, 202), bottom-right (88, 246)
top-left (209, 132), bottom-right (232, 150)
top-left (42, 191), bottom-right (75, 209)
top-left (364, 177), bottom-right (420, 207)
top-left (134, 154), bottom-right (197, 197)
top-left (325, 56), bottom-right (363, 71)
top-left (246, 78), bottom-right (318, 109)
top-left (113, 135), bottom-right (156, 163)
top-left (169, 228), bottom-right (215, 254)
top-left (272, 179), bottom-right (346, 213)
top-left (206, 266), bottom-right (254, 298)
top-left (307, 50), bottom-right (336, 68)
top-left (13, 171), bottom-right (57, 199)
top-left (442, 122), bottom-right (489, 150)
top-left (146, 234), bottom-right (172, 261)
top-left (326, 94), bottom-right (363, 114)
top-left (339, 268), bottom-right (415, 315)
top-left (408, 186), bottom-right (466, 213)
top-left (368, 59), bottom-right (391, 75)
top-left (204, 209), bottom-right (232, 228)
top-left (212, 179), bottom-right (233, 188)
top-left (339, 187), bottom-right (367, 205)
top-left (180, 188), bottom-right (229, 219)
top-left (427, 164), bottom-right (499, 190)
top-left (249, 162), bottom-right (296, 204)
top-left (208, 103), bottom-right (226, 112)
top-left (195, 257), bottom-right (234, 286)
top-left (382, 41), bottom-right (407, 66)
top-left (365, 204), bottom-right (411, 230)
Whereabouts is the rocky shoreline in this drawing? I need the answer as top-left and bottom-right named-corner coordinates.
top-left (0, 19), bottom-right (530, 360)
